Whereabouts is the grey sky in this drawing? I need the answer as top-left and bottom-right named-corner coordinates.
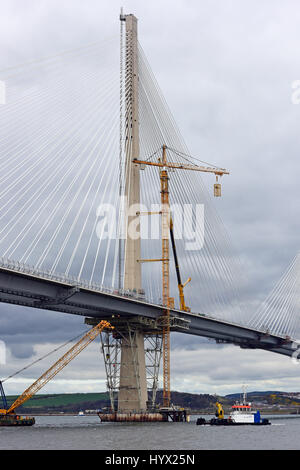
top-left (1, 0), bottom-right (300, 396)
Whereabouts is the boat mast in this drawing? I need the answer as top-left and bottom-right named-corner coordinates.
top-left (242, 384), bottom-right (247, 404)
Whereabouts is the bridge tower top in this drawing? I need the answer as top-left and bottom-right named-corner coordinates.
top-left (121, 12), bottom-right (142, 293)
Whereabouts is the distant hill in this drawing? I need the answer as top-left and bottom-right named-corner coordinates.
top-left (5, 392), bottom-right (111, 414)
top-left (4, 389), bottom-right (300, 414)
top-left (5, 390), bottom-right (226, 413)
top-left (225, 391), bottom-right (300, 407)
top-left (225, 391), bottom-right (283, 399)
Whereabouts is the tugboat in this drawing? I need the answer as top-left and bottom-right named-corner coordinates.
top-left (197, 388), bottom-right (271, 426)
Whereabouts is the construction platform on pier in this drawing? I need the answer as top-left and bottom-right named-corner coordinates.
top-left (98, 407), bottom-right (189, 423)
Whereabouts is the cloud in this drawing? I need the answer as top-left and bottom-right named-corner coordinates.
top-left (171, 343), bottom-right (300, 395)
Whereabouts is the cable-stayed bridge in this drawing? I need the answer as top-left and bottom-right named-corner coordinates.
top-left (0, 257), bottom-right (295, 357)
top-left (0, 13), bottom-right (299, 414)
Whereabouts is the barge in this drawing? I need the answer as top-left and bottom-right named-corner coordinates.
top-left (99, 406), bottom-right (189, 423)
top-left (0, 413), bottom-right (35, 427)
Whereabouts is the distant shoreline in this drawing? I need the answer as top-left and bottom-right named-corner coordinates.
top-left (8, 390), bottom-right (300, 417)
top-left (23, 411), bottom-right (300, 417)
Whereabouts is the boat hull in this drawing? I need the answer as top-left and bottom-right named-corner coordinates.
top-left (99, 412), bottom-right (164, 423)
top-left (196, 417), bottom-right (270, 426)
top-left (0, 415), bottom-right (35, 426)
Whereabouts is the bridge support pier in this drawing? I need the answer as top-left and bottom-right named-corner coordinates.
top-left (87, 317), bottom-right (163, 412)
top-left (118, 330), bottom-right (147, 412)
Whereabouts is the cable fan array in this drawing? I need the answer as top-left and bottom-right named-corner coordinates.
top-left (0, 37), bottom-right (124, 288)
top-left (247, 253), bottom-right (300, 339)
top-left (137, 43), bottom-right (246, 324)
top-left (2, 34), bottom-right (294, 335)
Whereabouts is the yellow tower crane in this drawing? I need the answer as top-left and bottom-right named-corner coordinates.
top-left (134, 145), bottom-right (229, 408)
top-left (0, 320), bottom-right (114, 417)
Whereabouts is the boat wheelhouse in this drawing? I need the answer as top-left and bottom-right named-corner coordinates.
top-left (229, 388), bottom-right (261, 424)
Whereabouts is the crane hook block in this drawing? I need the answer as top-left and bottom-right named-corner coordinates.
top-left (214, 183), bottom-right (222, 197)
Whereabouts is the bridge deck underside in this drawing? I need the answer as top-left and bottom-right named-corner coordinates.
top-left (0, 267), bottom-right (294, 358)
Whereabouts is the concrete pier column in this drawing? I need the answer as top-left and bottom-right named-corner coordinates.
top-left (119, 13), bottom-right (148, 412)
top-left (118, 330), bottom-right (147, 412)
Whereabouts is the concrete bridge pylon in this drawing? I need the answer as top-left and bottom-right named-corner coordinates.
top-left (117, 12), bottom-right (149, 413)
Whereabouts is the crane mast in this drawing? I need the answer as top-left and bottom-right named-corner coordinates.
top-left (160, 145), bottom-right (171, 406)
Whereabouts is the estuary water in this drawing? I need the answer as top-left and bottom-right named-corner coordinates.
top-left (0, 414), bottom-right (299, 450)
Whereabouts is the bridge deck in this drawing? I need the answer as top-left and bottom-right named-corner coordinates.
top-left (0, 263), bottom-right (295, 358)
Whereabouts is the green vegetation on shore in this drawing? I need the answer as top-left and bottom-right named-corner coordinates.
top-left (6, 392), bottom-right (110, 413)
top-left (5, 390), bottom-right (300, 414)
